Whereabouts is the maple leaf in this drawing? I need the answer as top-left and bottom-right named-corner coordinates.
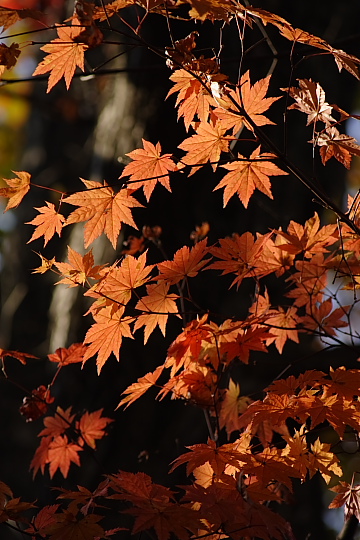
top-left (47, 342), bottom-right (88, 366)
top-left (0, 42), bottom-right (20, 76)
top-left (25, 505), bottom-right (60, 537)
top-left (76, 409), bottom-right (113, 449)
top-left (55, 246), bottom-right (105, 287)
top-left (26, 202), bottom-right (65, 247)
top-left (0, 496), bottom-right (36, 525)
top-left (219, 379), bottom-right (253, 436)
top-left (134, 282), bottom-right (179, 343)
top-left (48, 435), bottom-right (82, 478)
top-left (32, 252), bottom-right (55, 274)
top-left (185, 0), bottom-right (236, 21)
top-left (0, 347), bottom-right (37, 366)
top-left (42, 510), bottom-right (104, 539)
top-left (315, 126), bottom-right (360, 169)
top-left (167, 69), bottom-right (216, 130)
top-left (92, 251), bottom-right (153, 307)
top-left (56, 480), bottom-right (110, 516)
top-left (178, 120), bottom-right (230, 173)
top-left (165, 315), bottom-right (214, 376)
top-left (208, 232), bottom-right (270, 288)
top-left (30, 436), bottom-right (52, 478)
top-left (219, 325), bottom-right (270, 364)
top-left (245, 447), bottom-right (302, 489)
top-left (329, 482), bottom-right (360, 520)
top-left (118, 365), bottom-right (164, 409)
top-left (170, 438), bottom-right (245, 476)
top-left (39, 406), bottom-right (75, 438)
top-left (82, 305), bottom-right (134, 373)
top-left (327, 47), bottom-right (360, 80)
top-left (309, 439), bottom-right (342, 484)
top-left (63, 179), bottom-right (143, 248)
top-left (120, 139), bottom-right (176, 201)
top-left (0, 6), bottom-right (42, 33)
top-left (32, 20), bottom-right (89, 92)
top-left (220, 71), bottom-right (281, 131)
top-left (19, 385), bottom-right (54, 422)
top-left (0, 170), bottom-right (30, 211)
top-left (216, 147), bottom-right (288, 207)
top-left (157, 238), bottom-right (210, 284)
top-left (265, 306), bottom-right (300, 353)
top-left (302, 298), bottom-right (349, 337)
top-left (110, 471), bottom-right (201, 540)
top-left (93, 0), bottom-right (134, 21)
top-left (283, 79), bottom-right (335, 125)
top-left (275, 212), bottom-right (338, 258)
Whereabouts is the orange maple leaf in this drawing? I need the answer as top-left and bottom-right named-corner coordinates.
top-left (165, 314), bottom-right (214, 376)
top-left (120, 139), bottom-right (176, 201)
top-left (26, 202), bottom-right (65, 246)
top-left (48, 435), bottom-right (82, 478)
top-left (157, 238), bottom-right (210, 284)
top-left (118, 365), bottom-right (164, 409)
top-left (63, 179), bottom-right (143, 248)
top-left (208, 232), bottom-right (271, 288)
top-left (216, 147), bottom-right (288, 207)
top-left (265, 306), bottom-right (300, 353)
top-left (0, 170), bottom-right (30, 211)
top-left (92, 251), bottom-right (153, 307)
top-left (32, 20), bottom-right (88, 92)
top-left (93, 0), bottom-right (133, 21)
top-left (218, 71), bottom-right (281, 131)
top-left (167, 69), bottom-right (216, 130)
top-left (32, 252), bottom-right (55, 274)
top-left (55, 246), bottom-right (105, 287)
top-left (76, 409), bottom-right (113, 449)
top-left (134, 282), bottom-right (179, 343)
top-left (309, 439), bottom-right (342, 483)
top-left (82, 306), bottom-right (134, 373)
top-left (170, 438), bottom-right (244, 476)
top-left (178, 120), bottom-right (229, 173)
top-left (219, 325), bottom-right (270, 364)
top-left (219, 379), bottom-right (252, 436)
top-left (275, 212), bottom-right (338, 258)
top-left (302, 298), bottom-right (349, 337)
top-left (30, 436), bottom-right (52, 478)
top-left (39, 406), bottom-right (75, 438)
top-left (47, 342), bottom-right (88, 366)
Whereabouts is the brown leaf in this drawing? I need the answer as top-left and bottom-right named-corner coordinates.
top-left (283, 79), bottom-right (334, 125)
top-left (0, 171), bottom-right (31, 211)
top-left (316, 126), bottom-right (360, 169)
top-left (0, 42), bottom-right (20, 76)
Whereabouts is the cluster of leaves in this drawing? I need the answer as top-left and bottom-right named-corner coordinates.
top-left (2, 0), bottom-right (360, 539)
